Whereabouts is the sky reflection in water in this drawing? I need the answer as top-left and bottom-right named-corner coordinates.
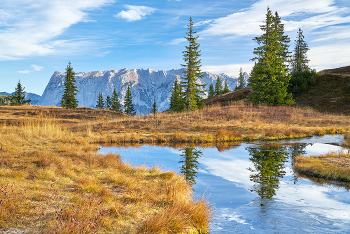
top-left (99, 135), bottom-right (350, 233)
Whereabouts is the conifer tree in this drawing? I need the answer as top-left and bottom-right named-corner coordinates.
top-left (169, 78), bottom-right (184, 112)
top-left (223, 80), bottom-right (230, 94)
top-left (61, 61), bottom-right (78, 108)
top-left (124, 84), bottom-right (136, 116)
top-left (96, 92), bottom-right (104, 109)
top-left (235, 67), bottom-right (246, 90)
top-left (111, 88), bottom-right (122, 112)
top-left (105, 95), bottom-right (112, 110)
top-left (288, 28), bottom-right (316, 94)
top-left (208, 83), bottom-right (215, 98)
top-left (180, 17), bottom-right (205, 111)
top-left (250, 7), bottom-right (293, 106)
top-left (9, 80), bottom-right (31, 106)
top-left (214, 76), bottom-right (223, 96)
top-left (151, 98), bottom-right (157, 115)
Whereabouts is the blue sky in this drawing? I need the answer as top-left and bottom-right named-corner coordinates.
top-left (0, 0), bottom-right (349, 95)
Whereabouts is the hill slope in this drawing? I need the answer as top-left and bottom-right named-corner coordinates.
top-left (295, 65), bottom-right (350, 115)
top-left (205, 65), bottom-right (350, 115)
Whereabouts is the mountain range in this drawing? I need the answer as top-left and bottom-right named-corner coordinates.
top-left (4, 68), bottom-right (249, 114)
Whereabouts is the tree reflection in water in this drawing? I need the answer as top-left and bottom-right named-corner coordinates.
top-left (247, 144), bottom-right (288, 205)
top-left (179, 147), bottom-right (202, 186)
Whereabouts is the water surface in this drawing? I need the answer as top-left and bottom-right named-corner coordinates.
top-left (100, 135), bottom-right (350, 233)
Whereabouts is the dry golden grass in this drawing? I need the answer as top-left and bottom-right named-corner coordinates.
top-left (294, 150), bottom-right (350, 182)
top-left (0, 106), bottom-right (211, 233)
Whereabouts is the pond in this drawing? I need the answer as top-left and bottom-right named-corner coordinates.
top-left (99, 135), bottom-right (350, 233)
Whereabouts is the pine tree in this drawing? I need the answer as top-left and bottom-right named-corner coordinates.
top-left (214, 76), bottom-right (223, 96)
top-left (9, 80), bottom-right (31, 106)
top-left (169, 78), bottom-right (184, 112)
top-left (124, 84), bottom-right (136, 116)
top-left (111, 88), bottom-right (122, 112)
top-left (96, 92), bottom-right (104, 109)
top-left (105, 95), bottom-right (112, 110)
top-left (223, 80), bottom-right (230, 93)
top-left (250, 7), bottom-right (293, 106)
top-left (288, 28), bottom-right (316, 94)
top-left (235, 67), bottom-right (246, 90)
top-left (151, 98), bottom-right (157, 115)
top-left (208, 83), bottom-right (215, 98)
top-left (61, 61), bottom-right (78, 108)
top-left (180, 17), bottom-right (205, 111)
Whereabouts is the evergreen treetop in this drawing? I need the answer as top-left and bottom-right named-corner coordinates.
top-left (250, 7), bottom-right (293, 106)
top-left (151, 98), bottom-right (157, 115)
top-left (180, 17), bottom-right (205, 111)
top-left (9, 80), bottom-right (31, 106)
top-left (215, 76), bottom-right (223, 96)
top-left (223, 80), bottom-right (230, 94)
top-left (111, 88), bottom-right (122, 112)
top-left (106, 95), bottom-right (112, 110)
top-left (61, 61), bottom-right (78, 108)
top-left (208, 83), bottom-right (215, 98)
top-left (124, 84), bottom-right (136, 116)
top-left (169, 78), bottom-right (184, 112)
top-left (235, 67), bottom-right (246, 90)
top-left (96, 92), bottom-right (104, 109)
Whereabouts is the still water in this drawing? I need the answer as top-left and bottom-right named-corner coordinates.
top-left (99, 135), bottom-right (350, 233)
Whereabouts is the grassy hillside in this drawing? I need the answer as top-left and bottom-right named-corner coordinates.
top-left (295, 65), bottom-right (350, 115)
top-left (205, 65), bottom-right (350, 115)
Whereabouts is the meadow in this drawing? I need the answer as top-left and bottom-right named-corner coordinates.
top-left (0, 104), bottom-right (350, 233)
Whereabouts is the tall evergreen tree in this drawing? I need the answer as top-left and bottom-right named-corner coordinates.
top-left (96, 92), bottom-right (104, 109)
top-left (151, 98), bottom-right (157, 115)
top-left (235, 67), bottom-right (246, 90)
top-left (208, 83), bottom-right (215, 98)
top-left (61, 61), bottom-right (78, 108)
top-left (9, 80), bottom-right (31, 106)
top-left (250, 7), bottom-right (293, 106)
top-left (223, 80), bottom-right (230, 94)
top-left (124, 84), bottom-right (136, 116)
top-left (180, 17), bottom-right (205, 111)
top-left (111, 88), bottom-right (122, 112)
top-left (288, 28), bottom-right (316, 94)
top-left (214, 76), bottom-right (223, 96)
top-left (105, 95), bottom-right (112, 110)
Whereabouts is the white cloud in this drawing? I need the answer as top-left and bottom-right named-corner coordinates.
top-left (31, 64), bottom-right (43, 71)
top-left (202, 63), bottom-right (254, 77)
top-left (0, 0), bottom-right (114, 60)
top-left (169, 37), bottom-right (186, 45)
top-left (201, 0), bottom-right (349, 36)
top-left (18, 70), bottom-right (31, 74)
top-left (115, 5), bottom-right (157, 22)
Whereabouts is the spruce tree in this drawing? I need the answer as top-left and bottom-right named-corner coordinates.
top-left (214, 76), bottom-right (223, 96)
top-left (235, 67), bottom-right (246, 90)
top-left (124, 84), bottom-right (136, 116)
top-left (250, 7), bottom-right (293, 106)
top-left (208, 83), bottom-right (215, 98)
top-left (96, 92), bottom-right (104, 109)
top-left (169, 78), bottom-right (184, 112)
top-left (288, 28), bottom-right (316, 94)
top-left (105, 95), bottom-right (112, 110)
top-left (223, 80), bottom-right (230, 93)
top-left (180, 17), bottom-right (205, 111)
top-left (111, 88), bottom-right (122, 112)
top-left (151, 98), bottom-right (157, 115)
top-left (61, 61), bottom-right (78, 108)
top-left (9, 80), bottom-right (31, 106)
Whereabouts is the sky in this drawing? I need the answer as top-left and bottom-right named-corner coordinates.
top-left (0, 0), bottom-right (349, 95)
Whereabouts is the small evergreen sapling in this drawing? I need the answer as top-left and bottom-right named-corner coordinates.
top-left (151, 98), bottom-right (157, 115)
